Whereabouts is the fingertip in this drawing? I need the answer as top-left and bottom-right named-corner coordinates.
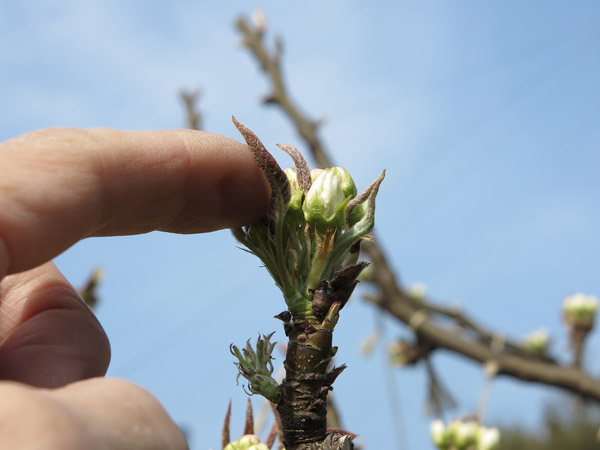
top-left (154, 130), bottom-right (271, 233)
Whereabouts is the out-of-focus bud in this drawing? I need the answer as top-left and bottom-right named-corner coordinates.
top-left (454, 421), bottom-right (478, 447)
top-left (224, 434), bottom-right (271, 450)
top-left (407, 282), bottom-right (428, 300)
top-left (522, 328), bottom-right (549, 355)
top-left (476, 426), bottom-right (500, 450)
top-left (303, 167), bottom-right (357, 230)
top-left (388, 340), bottom-right (410, 367)
top-left (429, 419), bottom-right (446, 446)
top-left (430, 419), bottom-right (500, 450)
top-left (251, 9), bottom-right (267, 34)
top-left (563, 293), bottom-right (598, 330)
top-left (443, 420), bottom-right (459, 446)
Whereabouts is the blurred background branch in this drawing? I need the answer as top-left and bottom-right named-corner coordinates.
top-left (180, 88), bottom-right (203, 131)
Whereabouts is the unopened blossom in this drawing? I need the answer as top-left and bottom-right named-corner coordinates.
top-left (454, 421), bottom-right (478, 447)
top-left (523, 328), bottom-right (549, 355)
top-left (224, 434), bottom-right (271, 450)
top-left (563, 293), bottom-right (598, 329)
top-left (477, 426), bottom-right (500, 450)
top-left (407, 282), bottom-right (428, 300)
top-left (303, 167), bottom-right (357, 230)
top-left (429, 419), bottom-right (446, 446)
top-left (429, 419), bottom-right (500, 450)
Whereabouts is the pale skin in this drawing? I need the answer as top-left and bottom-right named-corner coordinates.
top-left (0, 127), bottom-right (270, 449)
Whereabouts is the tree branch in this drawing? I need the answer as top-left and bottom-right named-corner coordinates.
top-left (236, 17), bottom-right (330, 169)
top-left (235, 13), bottom-right (600, 403)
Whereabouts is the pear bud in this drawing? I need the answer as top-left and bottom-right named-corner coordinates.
top-left (303, 167), bottom-right (357, 230)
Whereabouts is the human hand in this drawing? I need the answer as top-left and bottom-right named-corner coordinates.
top-left (0, 127), bottom-right (270, 449)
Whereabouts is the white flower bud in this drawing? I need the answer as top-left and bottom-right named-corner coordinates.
top-left (429, 419), bottom-right (446, 446)
top-left (523, 328), bottom-right (549, 354)
top-left (303, 167), bottom-right (357, 230)
top-left (563, 293), bottom-right (598, 328)
top-left (251, 9), bottom-right (267, 33)
top-left (477, 426), bottom-right (500, 450)
top-left (454, 421), bottom-right (478, 447)
top-left (408, 282), bottom-right (428, 300)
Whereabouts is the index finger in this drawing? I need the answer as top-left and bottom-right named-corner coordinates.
top-left (0, 127), bottom-right (270, 278)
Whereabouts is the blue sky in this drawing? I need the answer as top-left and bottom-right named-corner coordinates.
top-left (2, 1), bottom-right (600, 449)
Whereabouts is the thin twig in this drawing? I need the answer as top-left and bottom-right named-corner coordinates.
top-left (180, 88), bottom-right (203, 131)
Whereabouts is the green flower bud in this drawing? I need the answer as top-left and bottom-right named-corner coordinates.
top-left (303, 167), bottom-right (357, 230)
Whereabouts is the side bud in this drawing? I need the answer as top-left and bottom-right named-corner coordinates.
top-left (230, 333), bottom-right (281, 403)
top-left (303, 167), bottom-right (357, 230)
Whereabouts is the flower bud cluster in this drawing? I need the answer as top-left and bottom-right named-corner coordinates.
top-left (563, 293), bottom-right (598, 330)
top-left (522, 328), bottom-right (549, 355)
top-left (232, 118), bottom-right (384, 319)
top-left (430, 419), bottom-right (500, 450)
top-left (224, 434), bottom-right (272, 450)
